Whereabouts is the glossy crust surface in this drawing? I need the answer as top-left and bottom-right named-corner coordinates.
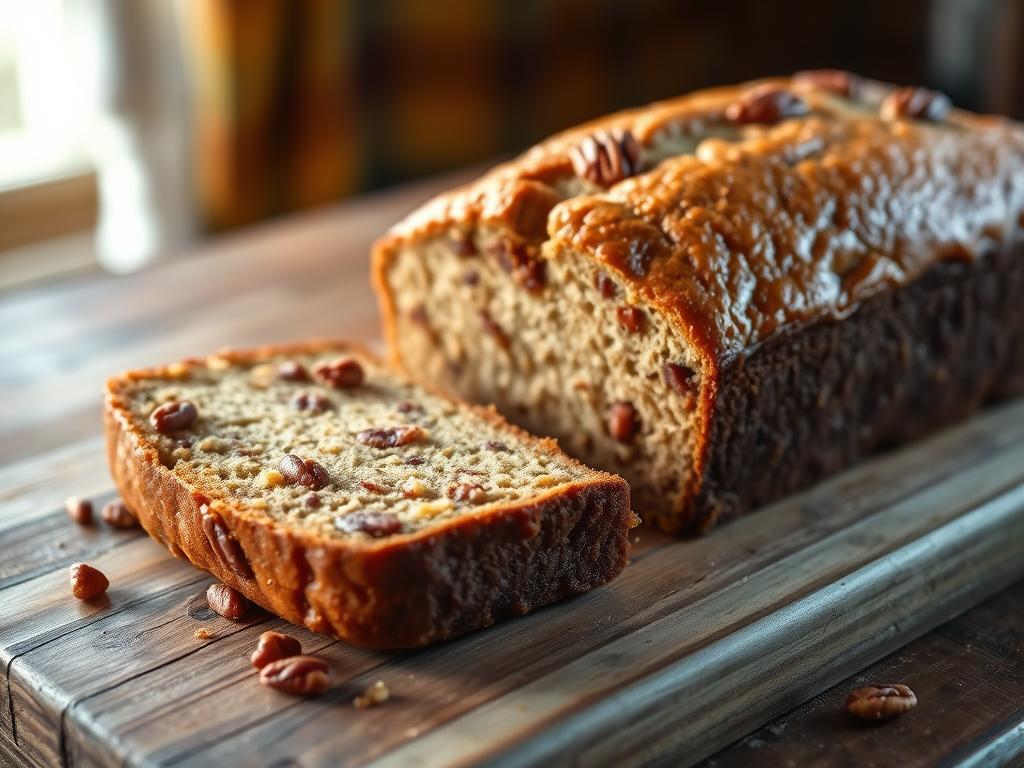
top-left (373, 72), bottom-right (1024, 533)
top-left (104, 341), bottom-right (633, 648)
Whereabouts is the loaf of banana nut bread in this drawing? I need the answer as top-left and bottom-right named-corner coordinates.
top-left (104, 342), bottom-right (633, 648)
top-left (373, 71), bottom-right (1024, 534)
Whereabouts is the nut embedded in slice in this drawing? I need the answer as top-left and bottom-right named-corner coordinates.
top-left (313, 357), bottom-right (365, 389)
top-left (150, 400), bottom-right (198, 433)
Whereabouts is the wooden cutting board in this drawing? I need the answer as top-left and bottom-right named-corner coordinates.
top-left (4, 392), bottom-right (1024, 767)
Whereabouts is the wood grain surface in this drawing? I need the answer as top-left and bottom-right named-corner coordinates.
top-left (2, 170), bottom-right (1024, 767)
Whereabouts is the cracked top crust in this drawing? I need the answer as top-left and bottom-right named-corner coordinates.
top-left (374, 73), bottom-right (1024, 364)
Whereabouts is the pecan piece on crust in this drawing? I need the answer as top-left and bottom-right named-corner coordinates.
top-left (201, 507), bottom-right (254, 579)
top-left (725, 85), bottom-right (808, 124)
top-left (569, 128), bottom-right (643, 187)
top-left (845, 684), bottom-right (918, 721)
top-left (880, 86), bottom-right (951, 122)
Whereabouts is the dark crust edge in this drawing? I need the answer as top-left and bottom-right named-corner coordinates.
top-left (104, 340), bottom-right (633, 649)
top-left (682, 234), bottom-right (1024, 533)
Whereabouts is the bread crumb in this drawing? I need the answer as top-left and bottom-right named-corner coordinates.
top-left (415, 499), bottom-right (453, 518)
top-left (197, 436), bottom-right (229, 453)
top-left (353, 680), bottom-right (390, 709)
top-left (402, 477), bottom-right (429, 499)
top-left (207, 356), bottom-right (233, 370)
top-left (534, 474), bottom-right (558, 488)
top-left (194, 627), bottom-right (215, 639)
top-left (172, 447), bottom-right (192, 460)
top-left (260, 469), bottom-right (286, 488)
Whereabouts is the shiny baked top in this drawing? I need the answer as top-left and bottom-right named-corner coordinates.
top-left (376, 72), bottom-right (1024, 362)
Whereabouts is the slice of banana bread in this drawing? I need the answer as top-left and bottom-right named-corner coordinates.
top-left (104, 341), bottom-right (634, 648)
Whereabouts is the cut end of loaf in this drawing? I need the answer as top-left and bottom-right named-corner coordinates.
top-left (381, 232), bottom-right (708, 533)
top-left (107, 347), bottom-right (600, 540)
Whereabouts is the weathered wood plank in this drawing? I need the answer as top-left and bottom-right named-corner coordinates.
top-left (370, 482), bottom-right (1024, 768)
top-left (702, 581), bottom-right (1024, 768)
top-left (1, 539), bottom-right (209, 762)
top-left (46, 400), bottom-right (1024, 768)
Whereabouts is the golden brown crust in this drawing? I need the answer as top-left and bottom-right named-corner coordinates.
top-left (373, 72), bottom-right (1024, 535)
top-left (104, 341), bottom-right (633, 649)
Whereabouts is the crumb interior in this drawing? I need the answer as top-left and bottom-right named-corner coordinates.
top-left (386, 235), bottom-right (703, 528)
top-left (121, 351), bottom-right (587, 539)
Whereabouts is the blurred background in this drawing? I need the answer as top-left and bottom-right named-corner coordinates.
top-left (0, 0), bottom-right (1021, 288)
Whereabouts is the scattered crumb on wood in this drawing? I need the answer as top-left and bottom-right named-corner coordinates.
top-left (194, 627), bottom-right (215, 639)
top-left (353, 680), bottom-right (390, 709)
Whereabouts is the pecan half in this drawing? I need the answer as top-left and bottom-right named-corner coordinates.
top-left (65, 497), bottom-right (93, 525)
top-left (449, 483), bottom-right (487, 504)
top-left (251, 630), bottom-right (302, 669)
top-left (616, 306), bottom-right (645, 333)
top-left (70, 562), bottom-right (109, 600)
top-left (206, 582), bottom-right (248, 620)
top-left (726, 85), bottom-right (808, 124)
top-left (845, 684), bottom-right (917, 721)
top-left (276, 360), bottom-right (309, 381)
top-left (312, 357), bottom-right (365, 389)
top-left (101, 500), bottom-right (138, 529)
top-left (792, 69), bottom-right (860, 98)
top-left (880, 86), bottom-right (951, 122)
top-left (357, 425), bottom-right (426, 449)
top-left (334, 511), bottom-right (403, 538)
top-left (150, 400), bottom-right (198, 433)
top-left (291, 391), bottom-right (332, 413)
top-left (664, 363), bottom-right (697, 396)
top-left (279, 454), bottom-right (331, 490)
top-left (259, 655), bottom-right (332, 696)
top-left (201, 508), bottom-right (253, 579)
top-left (608, 401), bottom-right (638, 443)
top-left (570, 129), bottom-right (643, 187)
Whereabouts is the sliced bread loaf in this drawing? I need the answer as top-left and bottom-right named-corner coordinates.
top-left (104, 341), bottom-right (634, 648)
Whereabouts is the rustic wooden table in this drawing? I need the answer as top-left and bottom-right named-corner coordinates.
top-left (2, 172), bottom-right (1023, 767)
